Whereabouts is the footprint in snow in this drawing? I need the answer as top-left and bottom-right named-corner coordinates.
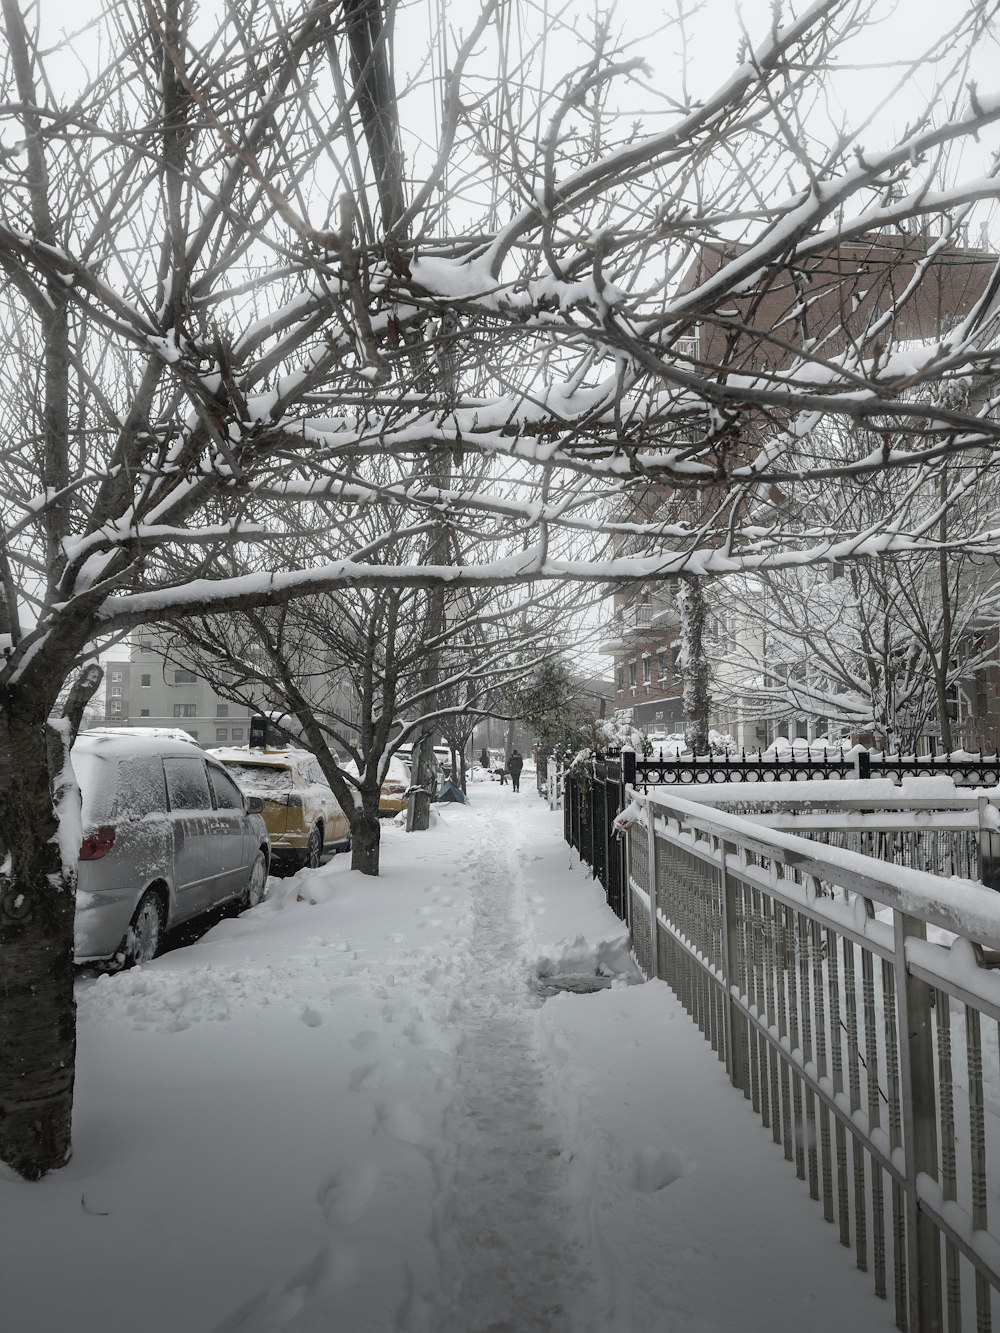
top-left (349, 1060), bottom-right (380, 1091)
top-left (632, 1145), bottom-right (691, 1193)
top-left (374, 1099), bottom-right (429, 1147)
top-left (317, 1160), bottom-right (381, 1225)
top-left (209, 1247), bottom-right (331, 1332)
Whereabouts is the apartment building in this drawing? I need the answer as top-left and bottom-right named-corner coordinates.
top-left (600, 586), bottom-right (684, 733)
top-left (604, 230), bottom-right (997, 744)
top-left (102, 631), bottom-right (254, 747)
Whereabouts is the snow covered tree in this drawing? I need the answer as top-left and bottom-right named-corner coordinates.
top-left (713, 408), bottom-right (1000, 748)
top-left (2, 0), bottom-right (1000, 1178)
top-left (161, 548), bottom-right (591, 873)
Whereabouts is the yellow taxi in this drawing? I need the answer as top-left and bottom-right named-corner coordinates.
top-left (377, 755), bottom-right (412, 815)
top-left (210, 746), bottom-right (351, 870)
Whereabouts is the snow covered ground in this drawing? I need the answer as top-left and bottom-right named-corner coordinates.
top-left (1, 775), bottom-right (897, 1332)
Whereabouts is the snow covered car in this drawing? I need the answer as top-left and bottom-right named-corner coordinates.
top-left (336, 755), bottom-right (411, 817)
top-left (73, 729), bottom-right (270, 968)
top-left (210, 746), bottom-right (351, 870)
top-left (377, 756), bottom-right (411, 815)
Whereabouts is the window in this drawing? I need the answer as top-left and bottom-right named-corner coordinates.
top-left (642, 657), bottom-right (651, 685)
top-left (163, 756), bottom-right (212, 811)
top-left (216, 728), bottom-right (228, 743)
top-left (111, 686), bottom-right (122, 697)
top-left (216, 703), bottom-right (229, 717)
top-left (658, 650), bottom-right (667, 681)
top-left (115, 758), bottom-right (166, 818)
top-left (173, 703), bottom-right (197, 718)
top-left (628, 663), bottom-right (637, 689)
top-left (208, 766), bottom-right (244, 810)
top-left (140, 708), bottom-right (150, 717)
top-left (230, 727), bottom-right (244, 742)
top-left (110, 700), bottom-right (122, 713)
top-left (174, 669), bottom-right (196, 684)
top-left (140, 673), bottom-right (151, 687)
top-left (138, 638), bottom-right (152, 651)
top-left (111, 670), bottom-right (122, 682)
top-left (616, 666), bottom-right (624, 692)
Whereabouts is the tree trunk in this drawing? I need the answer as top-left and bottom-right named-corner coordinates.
top-left (678, 575), bottom-right (711, 755)
top-left (350, 802), bottom-right (382, 875)
top-left (0, 698), bottom-right (77, 1179)
top-left (936, 487), bottom-right (954, 753)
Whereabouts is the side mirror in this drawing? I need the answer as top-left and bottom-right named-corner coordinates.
top-left (247, 796), bottom-right (265, 815)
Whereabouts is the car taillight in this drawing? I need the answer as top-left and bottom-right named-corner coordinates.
top-left (80, 825), bottom-right (116, 860)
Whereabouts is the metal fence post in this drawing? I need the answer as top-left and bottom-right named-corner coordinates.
top-left (719, 838), bottom-right (748, 1095)
top-left (621, 748), bottom-right (636, 925)
top-left (894, 912), bottom-right (942, 1331)
top-left (645, 798), bottom-right (659, 980)
top-left (603, 767), bottom-right (617, 905)
top-left (586, 756), bottom-right (595, 875)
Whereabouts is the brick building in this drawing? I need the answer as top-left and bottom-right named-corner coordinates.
top-left (604, 231), bottom-right (997, 743)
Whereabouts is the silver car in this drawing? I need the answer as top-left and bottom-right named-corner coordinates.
top-left (73, 729), bottom-right (270, 968)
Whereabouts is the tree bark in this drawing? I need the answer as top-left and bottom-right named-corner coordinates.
top-left (679, 575), bottom-right (711, 755)
top-left (349, 803), bottom-right (381, 876)
top-left (0, 693), bottom-right (77, 1178)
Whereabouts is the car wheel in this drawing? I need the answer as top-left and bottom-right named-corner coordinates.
top-left (241, 850), bottom-right (268, 910)
top-left (304, 825), bottom-right (323, 869)
top-left (123, 890), bottom-right (165, 968)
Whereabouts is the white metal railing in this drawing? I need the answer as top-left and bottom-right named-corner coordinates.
top-left (619, 784), bottom-right (1000, 1332)
top-left (547, 756), bottom-right (562, 811)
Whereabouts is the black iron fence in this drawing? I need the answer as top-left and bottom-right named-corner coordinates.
top-left (562, 746), bottom-right (1000, 915)
top-left (631, 746), bottom-right (1000, 787)
top-left (563, 751), bottom-right (637, 923)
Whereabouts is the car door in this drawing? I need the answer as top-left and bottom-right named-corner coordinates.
top-left (308, 758), bottom-right (349, 844)
top-left (206, 761), bottom-right (252, 900)
top-left (162, 754), bottom-right (217, 918)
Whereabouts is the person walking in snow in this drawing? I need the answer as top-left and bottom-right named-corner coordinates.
top-left (507, 749), bottom-right (524, 792)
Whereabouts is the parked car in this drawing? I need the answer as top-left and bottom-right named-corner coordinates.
top-left (337, 755), bottom-right (412, 817)
top-left (210, 745), bottom-right (351, 870)
top-left (73, 729), bottom-right (270, 969)
top-left (394, 742), bottom-right (452, 774)
top-left (377, 756), bottom-right (411, 815)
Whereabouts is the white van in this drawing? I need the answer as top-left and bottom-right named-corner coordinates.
top-left (73, 730), bottom-right (270, 968)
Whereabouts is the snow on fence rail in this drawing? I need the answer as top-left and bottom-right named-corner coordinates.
top-left (618, 785), bottom-right (1000, 1332)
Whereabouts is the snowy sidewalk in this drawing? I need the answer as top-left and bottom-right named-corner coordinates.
top-left (1, 778), bottom-right (896, 1332)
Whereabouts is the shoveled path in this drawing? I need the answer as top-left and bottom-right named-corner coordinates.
top-left (431, 791), bottom-right (596, 1332)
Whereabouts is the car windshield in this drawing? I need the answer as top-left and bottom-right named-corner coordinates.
top-left (222, 762), bottom-right (293, 796)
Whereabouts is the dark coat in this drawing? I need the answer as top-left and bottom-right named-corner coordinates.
top-left (507, 752), bottom-right (524, 777)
